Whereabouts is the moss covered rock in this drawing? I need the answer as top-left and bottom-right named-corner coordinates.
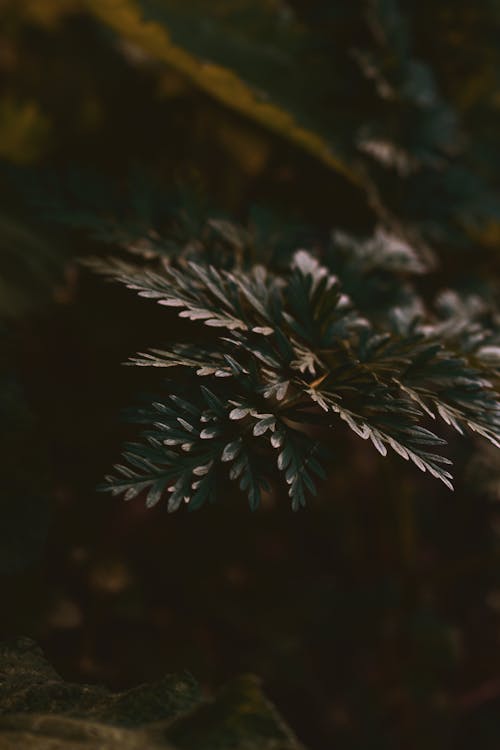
top-left (0, 638), bottom-right (305, 749)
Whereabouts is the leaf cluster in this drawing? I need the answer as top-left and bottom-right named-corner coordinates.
top-left (91, 225), bottom-right (500, 510)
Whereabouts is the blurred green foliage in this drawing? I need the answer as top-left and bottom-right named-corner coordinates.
top-left (2, 2), bottom-right (500, 750)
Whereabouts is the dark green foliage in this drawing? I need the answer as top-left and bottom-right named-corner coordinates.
top-left (5, 0), bottom-right (500, 513)
top-left (137, 0), bottom-right (500, 256)
top-left (4, 3), bottom-right (500, 747)
top-left (87, 224), bottom-right (500, 509)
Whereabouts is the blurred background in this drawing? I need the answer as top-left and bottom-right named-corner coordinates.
top-left (2, 1), bottom-right (500, 748)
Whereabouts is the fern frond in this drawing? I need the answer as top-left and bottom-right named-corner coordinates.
top-left (96, 243), bottom-right (500, 509)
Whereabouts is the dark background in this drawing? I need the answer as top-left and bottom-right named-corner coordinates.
top-left (2, 3), bottom-right (500, 749)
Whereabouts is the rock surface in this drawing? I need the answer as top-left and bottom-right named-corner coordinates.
top-left (0, 638), bottom-right (305, 749)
